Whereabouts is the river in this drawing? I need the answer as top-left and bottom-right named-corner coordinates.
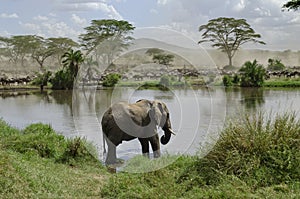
top-left (1, 87), bottom-right (299, 164)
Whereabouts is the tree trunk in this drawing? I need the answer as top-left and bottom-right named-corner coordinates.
top-left (229, 56), bottom-right (232, 67)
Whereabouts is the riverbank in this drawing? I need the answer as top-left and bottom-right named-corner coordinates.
top-left (1, 112), bottom-right (299, 198)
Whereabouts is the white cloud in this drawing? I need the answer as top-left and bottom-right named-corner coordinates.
top-left (233, 0), bottom-right (246, 12)
top-left (0, 13), bottom-right (19, 19)
top-left (55, 1), bottom-right (123, 20)
top-left (71, 14), bottom-right (88, 27)
top-left (157, 0), bottom-right (169, 6)
top-left (33, 15), bottom-right (49, 21)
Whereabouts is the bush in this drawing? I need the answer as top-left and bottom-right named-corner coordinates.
top-left (31, 71), bottom-right (52, 86)
top-left (50, 69), bottom-right (74, 90)
top-left (59, 137), bottom-right (97, 164)
top-left (4, 123), bottom-right (66, 159)
top-left (178, 112), bottom-right (300, 187)
top-left (102, 73), bottom-right (121, 87)
top-left (159, 75), bottom-right (171, 87)
top-left (222, 75), bottom-right (233, 87)
top-left (0, 119), bottom-right (19, 137)
top-left (267, 58), bottom-right (285, 71)
top-left (239, 60), bottom-right (266, 87)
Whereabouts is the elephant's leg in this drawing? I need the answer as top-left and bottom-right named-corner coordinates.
top-left (149, 134), bottom-right (161, 158)
top-left (105, 137), bottom-right (117, 164)
top-left (138, 138), bottom-right (150, 158)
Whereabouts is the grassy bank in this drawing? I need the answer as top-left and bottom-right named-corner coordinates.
top-left (0, 121), bottom-right (107, 198)
top-left (101, 113), bottom-right (300, 198)
top-left (1, 112), bottom-right (300, 198)
top-left (264, 78), bottom-right (300, 87)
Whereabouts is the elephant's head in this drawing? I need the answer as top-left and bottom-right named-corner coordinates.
top-left (150, 100), bottom-right (175, 145)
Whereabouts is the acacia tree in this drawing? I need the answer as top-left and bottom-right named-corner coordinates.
top-left (48, 37), bottom-right (79, 66)
top-left (145, 48), bottom-right (174, 66)
top-left (30, 35), bottom-right (55, 70)
top-left (198, 17), bottom-right (266, 67)
top-left (79, 19), bottom-right (135, 68)
top-left (283, 0), bottom-right (300, 11)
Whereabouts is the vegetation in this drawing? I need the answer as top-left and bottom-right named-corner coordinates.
top-left (264, 78), bottom-right (300, 87)
top-left (50, 49), bottom-right (84, 90)
top-left (0, 35), bottom-right (78, 68)
top-left (239, 60), bottom-right (266, 87)
top-left (222, 75), bottom-right (233, 87)
top-left (198, 17), bottom-right (265, 67)
top-left (1, 111), bottom-right (300, 198)
top-left (283, 0), bottom-right (300, 11)
top-left (145, 48), bottom-right (175, 66)
top-left (102, 73), bottom-right (121, 87)
top-left (31, 71), bottom-right (52, 89)
top-left (101, 112), bottom-right (300, 198)
top-left (267, 58), bottom-right (286, 71)
top-left (79, 19), bottom-right (135, 67)
top-left (61, 49), bottom-right (84, 80)
top-left (0, 121), bottom-right (106, 198)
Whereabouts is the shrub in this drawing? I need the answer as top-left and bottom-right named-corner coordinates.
top-left (102, 73), bottom-right (121, 87)
top-left (50, 69), bottom-right (73, 90)
top-left (267, 58), bottom-right (285, 71)
top-left (239, 60), bottom-right (266, 87)
top-left (178, 112), bottom-right (300, 187)
top-left (4, 123), bottom-right (66, 159)
top-left (159, 75), bottom-right (171, 87)
top-left (222, 75), bottom-right (233, 87)
top-left (0, 119), bottom-right (19, 137)
top-left (31, 71), bottom-right (52, 86)
top-left (59, 137), bottom-right (97, 164)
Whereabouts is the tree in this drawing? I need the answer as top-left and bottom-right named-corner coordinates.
top-left (79, 19), bottom-right (135, 67)
top-left (267, 58), bottom-right (285, 71)
top-left (48, 37), bottom-right (79, 66)
top-left (30, 35), bottom-right (55, 70)
top-left (283, 0), bottom-right (300, 11)
top-left (153, 54), bottom-right (174, 66)
top-left (198, 17), bottom-right (266, 67)
top-left (1, 35), bottom-right (34, 66)
top-left (145, 48), bottom-right (164, 56)
top-left (61, 49), bottom-right (84, 80)
top-left (239, 60), bottom-right (266, 87)
top-left (145, 48), bottom-right (174, 66)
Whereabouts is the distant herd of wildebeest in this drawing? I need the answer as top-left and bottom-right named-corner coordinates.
top-left (0, 67), bottom-right (300, 86)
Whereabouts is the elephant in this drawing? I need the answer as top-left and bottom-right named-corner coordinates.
top-left (101, 99), bottom-right (175, 165)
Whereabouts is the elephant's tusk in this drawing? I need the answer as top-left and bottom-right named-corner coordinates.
top-left (169, 128), bottom-right (176, 135)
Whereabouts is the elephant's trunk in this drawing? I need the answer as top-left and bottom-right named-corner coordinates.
top-left (160, 128), bottom-right (174, 145)
top-left (160, 115), bottom-right (174, 145)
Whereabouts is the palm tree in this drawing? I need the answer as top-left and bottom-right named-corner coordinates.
top-left (61, 49), bottom-right (84, 79)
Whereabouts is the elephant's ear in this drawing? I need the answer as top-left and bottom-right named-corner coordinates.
top-left (150, 101), bottom-right (163, 126)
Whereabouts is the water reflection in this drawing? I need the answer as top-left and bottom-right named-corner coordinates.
top-left (240, 88), bottom-right (265, 110)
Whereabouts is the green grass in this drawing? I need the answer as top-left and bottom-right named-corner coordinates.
top-left (0, 121), bottom-right (107, 198)
top-left (101, 112), bottom-right (300, 198)
top-left (1, 112), bottom-right (300, 198)
top-left (264, 78), bottom-right (300, 87)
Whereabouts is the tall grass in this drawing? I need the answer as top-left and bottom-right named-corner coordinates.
top-left (101, 112), bottom-right (300, 198)
top-left (178, 112), bottom-right (300, 188)
top-left (1, 112), bottom-right (300, 198)
top-left (0, 120), bottom-right (106, 198)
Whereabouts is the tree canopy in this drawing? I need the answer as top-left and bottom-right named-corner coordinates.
top-left (79, 19), bottom-right (135, 67)
top-left (198, 17), bottom-right (265, 67)
top-left (283, 0), bottom-right (300, 11)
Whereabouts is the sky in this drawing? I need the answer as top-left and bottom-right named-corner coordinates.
top-left (0, 0), bottom-right (299, 51)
